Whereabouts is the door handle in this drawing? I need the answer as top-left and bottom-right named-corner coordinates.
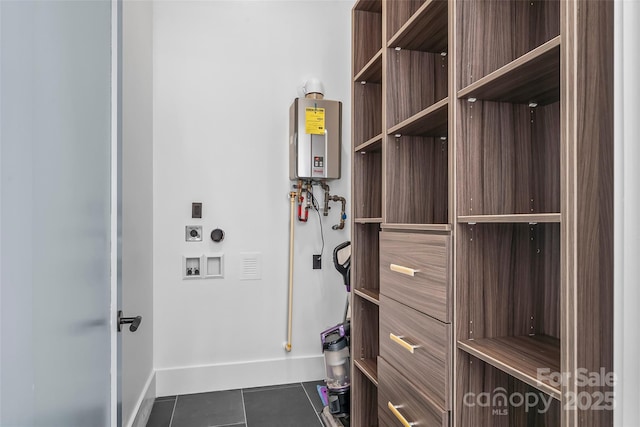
top-left (117, 310), bottom-right (142, 332)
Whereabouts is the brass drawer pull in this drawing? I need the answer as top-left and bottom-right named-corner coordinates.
top-left (390, 263), bottom-right (419, 277)
top-left (389, 333), bottom-right (420, 354)
top-left (388, 401), bottom-right (417, 426)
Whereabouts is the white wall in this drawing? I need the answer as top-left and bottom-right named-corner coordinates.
top-left (122, 1), bottom-right (155, 425)
top-left (614, 1), bottom-right (640, 425)
top-left (153, 0), bottom-right (352, 396)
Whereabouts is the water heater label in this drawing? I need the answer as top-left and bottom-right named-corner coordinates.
top-left (305, 107), bottom-right (325, 135)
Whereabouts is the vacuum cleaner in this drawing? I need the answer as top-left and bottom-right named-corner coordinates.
top-left (320, 241), bottom-right (351, 421)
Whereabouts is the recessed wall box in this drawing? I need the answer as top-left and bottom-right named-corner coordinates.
top-left (186, 225), bottom-right (203, 242)
top-left (183, 256), bottom-right (202, 279)
top-left (204, 254), bottom-right (224, 278)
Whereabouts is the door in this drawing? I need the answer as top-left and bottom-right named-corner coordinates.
top-left (0, 1), bottom-right (118, 426)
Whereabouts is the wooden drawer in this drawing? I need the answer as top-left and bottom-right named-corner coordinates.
top-left (378, 357), bottom-right (449, 427)
top-left (380, 295), bottom-right (451, 409)
top-left (380, 231), bottom-right (451, 322)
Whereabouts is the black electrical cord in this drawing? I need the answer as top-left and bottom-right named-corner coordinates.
top-left (308, 188), bottom-right (325, 260)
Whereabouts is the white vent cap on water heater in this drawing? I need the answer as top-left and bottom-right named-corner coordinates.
top-left (303, 78), bottom-right (324, 97)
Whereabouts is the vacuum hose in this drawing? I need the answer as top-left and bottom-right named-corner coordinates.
top-left (286, 192), bottom-right (296, 352)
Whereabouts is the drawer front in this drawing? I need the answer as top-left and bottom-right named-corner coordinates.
top-left (380, 295), bottom-right (451, 409)
top-left (380, 231), bottom-right (451, 322)
top-left (378, 357), bottom-right (449, 427)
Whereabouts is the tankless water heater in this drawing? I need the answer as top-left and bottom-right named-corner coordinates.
top-left (289, 98), bottom-right (342, 180)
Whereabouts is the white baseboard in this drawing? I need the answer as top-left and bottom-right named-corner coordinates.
top-left (128, 371), bottom-right (156, 427)
top-left (155, 355), bottom-right (325, 397)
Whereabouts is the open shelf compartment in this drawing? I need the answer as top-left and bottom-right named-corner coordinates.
top-left (386, 134), bottom-right (448, 225)
top-left (387, 48), bottom-right (448, 130)
top-left (352, 295), bottom-right (379, 385)
top-left (457, 100), bottom-right (560, 216)
top-left (458, 335), bottom-right (561, 400)
top-left (353, 4), bottom-right (382, 79)
top-left (352, 223), bottom-right (381, 294)
top-left (456, 352), bottom-right (561, 427)
top-left (387, 0), bottom-right (448, 52)
top-left (457, 0), bottom-right (560, 91)
top-left (353, 147), bottom-right (382, 220)
top-left (456, 221), bottom-right (561, 403)
top-left (352, 363), bottom-right (379, 426)
top-left (353, 82), bottom-right (382, 147)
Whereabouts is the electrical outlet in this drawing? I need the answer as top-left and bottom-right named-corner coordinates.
top-left (313, 254), bottom-right (322, 269)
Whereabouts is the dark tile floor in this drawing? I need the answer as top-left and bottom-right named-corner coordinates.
top-left (146, 381), bottom-right (326, 427)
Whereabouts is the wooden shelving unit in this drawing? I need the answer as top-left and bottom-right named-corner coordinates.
top-left (350, 0), bottom-right (613, 425)
top-left (351, 1), bottom-right (383, 425)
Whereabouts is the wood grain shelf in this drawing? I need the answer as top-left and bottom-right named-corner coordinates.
top-left (354, 288), bottom-right (380, 305)
top-left (354, 357), bottom-right (378, 386)
top-left (458, 335), bottom-right (561, 401)
top-left (458, 213), bottom-right (561, 224)
top-left (353, 0), bottom-right (381, 13)
top-left (388, 97), bottom-right (448, 137)
top-left (381, 223), bottom-right (451, 232)
top-left (457, 36), bottom-right (560, 105)
top-left (387, 0), bottom-right (448, 53)
top-left (354, 49), bottom-right (382, 84)
top-left (354, 133), bottom-right (382, 153)
top-left (354, 217), bottom-right (383, 224)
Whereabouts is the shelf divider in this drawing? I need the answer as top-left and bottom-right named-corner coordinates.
top-left (354, 49), bottom-right (383, 84)
top-left (457, 213), bottom-right (561, 224)
top-left (388, 97), bottom-right (448, 137)
top-left (354, 358), bottom-right (378, 386)
top-left (354, 288), bottom-right (380, 305)
top-left (381, 223), bottom-right (451, 232)
top-left (354, 217), bottom-right (383, 224)
top-left (458, 335), bottom-right (561, 401)
top-left (354, 133), bottom-right (383, 153)
top-left (457, 36), bottom-right (560, 105)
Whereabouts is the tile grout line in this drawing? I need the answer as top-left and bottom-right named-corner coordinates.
top-left (168, 395), bottom-right (178, 427)
top-left (300, 382), bottom-right (324, 426)
top-left (240, 388), bottom-right (249, 427)
top-left (241, 383), bottom-right (301, 394)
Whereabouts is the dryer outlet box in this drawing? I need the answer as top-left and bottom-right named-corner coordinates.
top-left (186, 225), bottom-right (203, 242)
